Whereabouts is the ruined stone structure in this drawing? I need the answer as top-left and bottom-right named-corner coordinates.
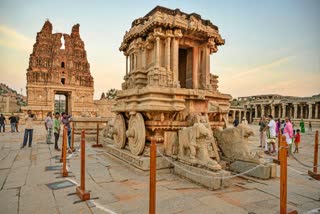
top-left (23, 20), bottom-right (95, 118)
top-left (229, 94), bottom-right (320, 126)
top-left (109, 6), bottom-right (231, 171)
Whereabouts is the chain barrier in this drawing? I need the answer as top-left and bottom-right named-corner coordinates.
top-left (290, 153), bottom-right (320, 168)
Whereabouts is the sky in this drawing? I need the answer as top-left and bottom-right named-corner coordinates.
top-left (0, 0), bottom-right (319, 99)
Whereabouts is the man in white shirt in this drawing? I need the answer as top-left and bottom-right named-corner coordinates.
top-left (263, 115), bottom-right (276, 154)
top-left (44, 112), bottom-right (53, 144)
top-left (22, 110), bottom-right (36, 148)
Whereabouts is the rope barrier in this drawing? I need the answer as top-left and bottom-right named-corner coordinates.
top-left (156, 148), bottom-right (264, 180)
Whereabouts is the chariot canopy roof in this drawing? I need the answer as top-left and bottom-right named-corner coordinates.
top-left (119, 5), bottom-right (225, 52)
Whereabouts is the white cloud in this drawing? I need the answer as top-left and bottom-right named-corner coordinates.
top-left (0, 25), bottom-right (33, 52)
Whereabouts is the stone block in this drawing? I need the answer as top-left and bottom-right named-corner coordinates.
top-left (172, 161), bottom-right (231, 190)
top-left (230, 161), bottom-right (276, 179)
top-left (104, 144), bottom-right (172, 171)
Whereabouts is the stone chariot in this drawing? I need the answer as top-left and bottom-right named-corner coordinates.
top-left (111, 6), bottom-right (231, 167)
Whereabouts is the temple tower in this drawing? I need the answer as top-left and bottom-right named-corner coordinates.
top-left (23, 20), bottom-right (95, 118)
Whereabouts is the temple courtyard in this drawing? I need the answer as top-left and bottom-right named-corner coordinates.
top-left (0, 124), bottom-right (319, 214)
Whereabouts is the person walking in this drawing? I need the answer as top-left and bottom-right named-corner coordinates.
top-left (9, 113), bottom-right (17, 132)
top-left (300, 119), bottom-right (305, 133)
top-left (21, 110), bottom-right (35, 148)
top-left (15, 114), bottom-right (20, 132)
top-left (308, 121), bottom-right (312, 132)
top-left (53, 112), bottom-right (61, 151)
top-left (293, 129), bottom-right (301, 153)
top-left (283, 117), bottom-right (294, 155)
top-left (264, 115), bottom-right (276, 154)
top-left (258, 117), bottom-right (267, 148)
top-left (233, 117), bottom-right (239, 127)
top-left (61, 112), bottom-right (72, 153)
top-left (0, 114), bottom-right (6, 132)
top-left (44, 112), bottom-right (53, 144)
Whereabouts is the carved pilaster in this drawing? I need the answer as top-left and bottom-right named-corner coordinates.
top-left (293, 103), bottom-right (298, 119)
top-left (308, 103), bottom-right (313, 119)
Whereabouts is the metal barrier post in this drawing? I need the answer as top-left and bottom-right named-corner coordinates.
top-left (76, 130), bottom-right (91, 200)
top-left (92, 123), bottom-right (103, 148)
top-left (61, 127), bottom-right (68, 177)
top-left (308, 130), bottom-right (320, 180)
top-left (149, 137), bottom-right (156, 214)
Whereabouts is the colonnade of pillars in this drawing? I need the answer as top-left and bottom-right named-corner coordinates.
top-left (230, 102), bottom-right (320, 123)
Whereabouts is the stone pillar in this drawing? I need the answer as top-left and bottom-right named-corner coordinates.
top-left (300, 104), bottom-right (303, 119)
top-left (192, 47), bottom-right (199, 89)
top-left (271, 104), bottom-right (275, 117)
top-left (129, 54), bottom-right (132, 73)
top-left (165, 37), bottom-right (171, 71)
top-left (261, 104), bottom-right (265, 117)
top-left (142, 48), bottom-right (146, 69)
top-left (254, 105), bottom-right (258, 118)
top-left (315, 104), bottom-right (319, 119)
top-left (278, 105), bottom-right (282, 118)
top-left (293, 103), bottom-right (298, 119)
top-left (155, 37), bottom-right (160, 67)
top-left (125, 55), bottom-right (128, 75)
top-left (205, 48), bottom-right (210, 88)
top-left (232, 110), bottom-right (236, 120)
top-left (249, 106), bottom-right (252, 123)
top-left (172, 37), bottom-right (179, 86)
top-left (308, 103), bottom-right (313, 119)
top-left (282, 104), bottom-right (287, 118)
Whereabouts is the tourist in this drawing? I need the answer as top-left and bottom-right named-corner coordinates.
top-left (61, 112), bottom-right (72, 153)
top-left (0, 114), bottom-right (5, 132)
top-left (233, 117), bottom-right (239, 127)
top-left (276, 118), bottom-right (281, 136)
top-left (283, 117), bottom-right (293, 155)
top-left (293, 129), bottom-right (301, 153)
top-left (53, 112), bottom-right (61, 151)
top-left (299, 119), bottom-right (305, 133)
top-left (44, 112), bottom-right (53, 144)
top-left (263, 115), bottom-right (276, 154)
top-left (280, 120), bottom-right (285, 134)
top-left (9, 113), bottom-right (17, 132)
top-left (308, 121), bottom-right (312, 132)
top-left (15, 114), bottom-right (20, 132)
top-left (258, 116), bottom-right (267, 148)
top-left (241, 116), bottom-right (248, 125)
top-left (22, 110), bottom-right (36, 148)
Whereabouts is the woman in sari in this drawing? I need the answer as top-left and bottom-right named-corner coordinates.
top-left (299, 119), bottom-right (305, 133)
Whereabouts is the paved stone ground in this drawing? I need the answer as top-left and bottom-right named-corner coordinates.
top-left (0, 124), bottom-right (319, 214)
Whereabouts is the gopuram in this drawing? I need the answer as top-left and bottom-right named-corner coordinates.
top-left (23, 20), bottom-right (96, 118)
top-left (101, 6), bottom-right (273, 189)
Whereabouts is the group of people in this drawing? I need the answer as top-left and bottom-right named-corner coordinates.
top-left (259, 115), bottom-right (302, 155)
top-left (0, 113), bottom-right (20, 132)
top-left (43, 112), bottom-right (72, 152)
top-left (12, 110), bottom-right (72, 152)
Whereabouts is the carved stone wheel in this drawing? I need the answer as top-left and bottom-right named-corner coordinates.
top-left (113, 114), bottom-right (126, 149)
top-left (126, 113), bottom-right (146, 155)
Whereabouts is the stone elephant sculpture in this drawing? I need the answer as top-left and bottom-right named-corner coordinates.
top-left (178, 122), bottom-right (221, 171)
top-left (213, 124), bottom-right (264, 164)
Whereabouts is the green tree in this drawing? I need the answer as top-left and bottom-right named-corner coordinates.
top-left (106, 88), bottom-right (117, 100)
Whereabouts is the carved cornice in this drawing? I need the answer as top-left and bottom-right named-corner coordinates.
top-left (119, 6), bottom-right (224, 52)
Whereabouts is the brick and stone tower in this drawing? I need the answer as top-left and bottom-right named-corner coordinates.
top-left (24, 20), bottom-right (96, 118)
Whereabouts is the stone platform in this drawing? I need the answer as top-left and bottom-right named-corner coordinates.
top-left (172, 161), bottom-right (231, 190)
top-left (230, 161), bottom-right (277, 180)
top-left (104, 144), bottom-right (172, 171)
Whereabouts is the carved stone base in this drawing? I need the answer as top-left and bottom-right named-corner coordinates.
top-left (172, 161), bottom-right (231, 190)
top-left (230, 161), bottom-right (277, 179)
top-left (104, 144), bottom-right (172, 171)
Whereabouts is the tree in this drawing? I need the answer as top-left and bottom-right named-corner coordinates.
top-left (106, 88), bottom-right (117, 100)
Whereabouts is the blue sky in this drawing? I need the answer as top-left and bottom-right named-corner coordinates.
top-left (0, 0), bottom-right (319, 99)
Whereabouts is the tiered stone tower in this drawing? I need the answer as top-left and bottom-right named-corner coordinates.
top-left (24, 20), bottom-right (95, 118)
